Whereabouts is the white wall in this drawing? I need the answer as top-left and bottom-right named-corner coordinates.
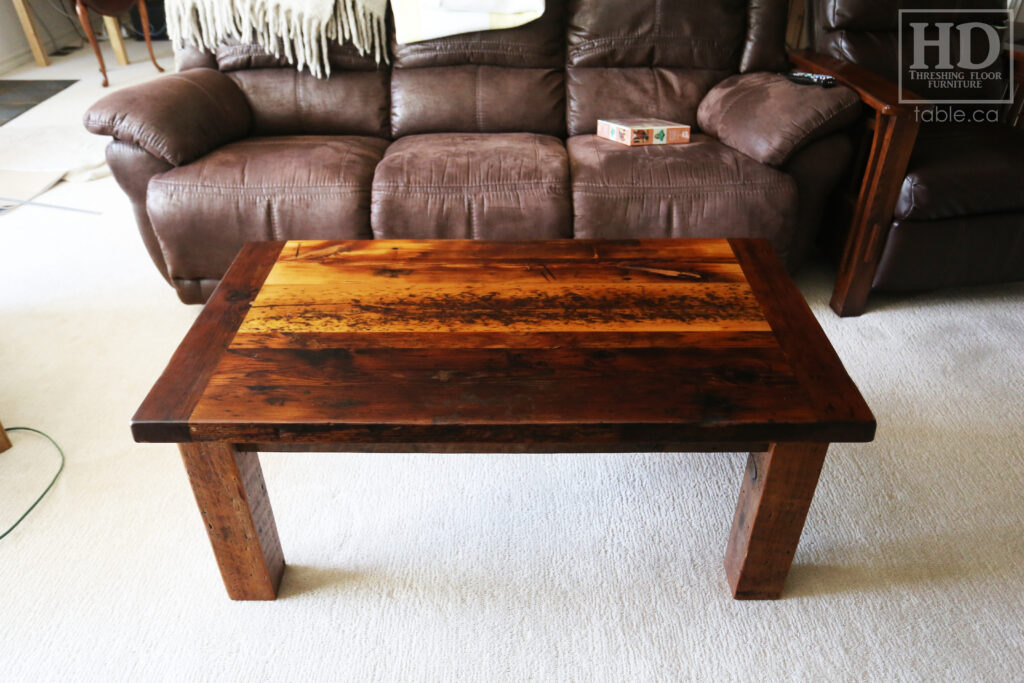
top-left (0, 0), bottom-right (99, 75)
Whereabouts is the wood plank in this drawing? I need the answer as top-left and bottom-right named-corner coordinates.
top-left (730, 239), bottom-right (876, 440)
top-left (237, 282), bottom-right (769, 335)
top-left (180, 442), bottom-right (284, 600)
top-left (252, 280), bottom-right (757, 307)
top-left (283, 238), bottom-right (739, 263)
top-left (260, 259), bottom-right (748, 288)
top-left (184, 420), bottom-right (857, 447)
top-left (229, 330), bottom-right (780, 351)
top-left (205, 346), bottom-right (797, 388)
top-left (725, 442), bottom-right (828, 599)
top-left (131, 242), bottom-right (285, 442)
top-left (190, 374), bottom-right (815, 427)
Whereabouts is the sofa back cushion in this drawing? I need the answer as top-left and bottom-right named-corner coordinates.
top-left (565, 0), bottom-right (788, 135)
top-left (389, 0), bottom-right (566, 137)
top-left (216, 40), bottom-right (391, 138)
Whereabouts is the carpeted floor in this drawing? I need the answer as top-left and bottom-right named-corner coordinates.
top-left (1, 45), bottom-right (1023, 682)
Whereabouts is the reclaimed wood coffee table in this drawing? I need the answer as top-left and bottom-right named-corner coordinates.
top-left (133, 239), bottom-right (874, 600)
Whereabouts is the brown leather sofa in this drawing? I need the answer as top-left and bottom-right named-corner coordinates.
top-left (85, 0), bottom-right (863, 304)
top-left (792, 0), bottom-right (1024, 315)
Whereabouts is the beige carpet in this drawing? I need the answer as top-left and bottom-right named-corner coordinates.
top-left (2, 45), bottom-right (1024, 683)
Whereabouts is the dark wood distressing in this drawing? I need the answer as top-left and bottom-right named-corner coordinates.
top-left (135, 238), bottom-right (875, 600)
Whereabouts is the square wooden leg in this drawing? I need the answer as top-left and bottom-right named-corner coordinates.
top-left (724, 442), bottom-right (828, 599)
top-left (179, 442), bottom-right (284, 600)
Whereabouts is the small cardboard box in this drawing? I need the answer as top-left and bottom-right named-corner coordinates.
top-left (596, 118), bottom-right (691, 146)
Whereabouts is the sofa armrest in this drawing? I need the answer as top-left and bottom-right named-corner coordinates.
top-left (83, 68), bottom-right (252, 166)
top-left (697, 72), bottom-right (862, 167)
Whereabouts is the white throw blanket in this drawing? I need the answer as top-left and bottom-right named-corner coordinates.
top-left (392, 0), bottom-right (543, 44)
top-left (166, 0), bottom-right (389, 77)
top-left (166, 0), bottom-right (543, 77)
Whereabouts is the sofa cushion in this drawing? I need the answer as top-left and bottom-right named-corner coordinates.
top-left (567, 67), bottom-right (726, 136)
top-left (147, 136), bottom-right (389, 282)
top-left (391, 0), bottom-right (565, 68)
top-left (894, 126), bottom-right (1024, 221)
top-left (567, 0), bottom-right (747, 69)
top-left (216, 39), bottom-right (381, 72)
top-left (568, 133), bottom-right (799, 260)
top-left (698, 72), bottom-right (862, 166)
top-left (391, 66), bottom-right (564, 137)
top-left (371, 133), bottom-right (571, 239)
top-left (229, 68), bottom-right (390, 137)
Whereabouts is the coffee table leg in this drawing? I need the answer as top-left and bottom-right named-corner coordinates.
top-left (724, 442), bottom-right (828, 599)
top-left (179, 442), bottom-right (285, 600)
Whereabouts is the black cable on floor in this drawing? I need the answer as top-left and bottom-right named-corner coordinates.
top-left (0, 427), bottom-right (65, 541)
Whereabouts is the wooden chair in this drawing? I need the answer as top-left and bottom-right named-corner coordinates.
top-left (74, 0), bottom-right (164, 87)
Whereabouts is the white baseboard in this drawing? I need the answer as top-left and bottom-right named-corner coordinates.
top-left (0, 26), bottom-right (87, 77)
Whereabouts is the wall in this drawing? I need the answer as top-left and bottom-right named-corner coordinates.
top-left (0, 0), bottom-right (98, 75)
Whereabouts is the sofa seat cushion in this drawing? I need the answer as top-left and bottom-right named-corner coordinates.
top-left (147, 135), bottom-right (389, 282)
top-left (371, 133), bottom-right (571, 239)
top-left (568, 133), bottom-right (799, 261)
top-left (894, 125), bottom-right (1024, 221)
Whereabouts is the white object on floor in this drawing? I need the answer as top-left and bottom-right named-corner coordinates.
top-left (0, 125), bottom-right (109, 179)
top-left (392, 0), bottom-right (544, 44)
top-left (0, 169), bottom-right (64, 213)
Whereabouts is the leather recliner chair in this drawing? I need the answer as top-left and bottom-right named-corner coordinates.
top-left (793, 0), bottom-right (1024, 316)
top-left (85, 0), bottom-right (864, 304)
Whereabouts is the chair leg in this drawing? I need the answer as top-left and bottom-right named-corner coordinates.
top-left (75, 0), bottom-right (108, 87)
top-left (137, 0), bottom-right (165, 73)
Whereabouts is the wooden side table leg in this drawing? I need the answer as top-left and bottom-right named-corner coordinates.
top-left (179, 442), bottom-right (284, 600)
top-left (0, 419), bottom-right (11, 453)
top-left (103, 16), bottom-right (130, 66)
top-left (724, 442), bottom-right (828, 599)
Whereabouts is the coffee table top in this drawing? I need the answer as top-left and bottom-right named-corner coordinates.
top-left (133, 239), bottom-right (874, 450)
